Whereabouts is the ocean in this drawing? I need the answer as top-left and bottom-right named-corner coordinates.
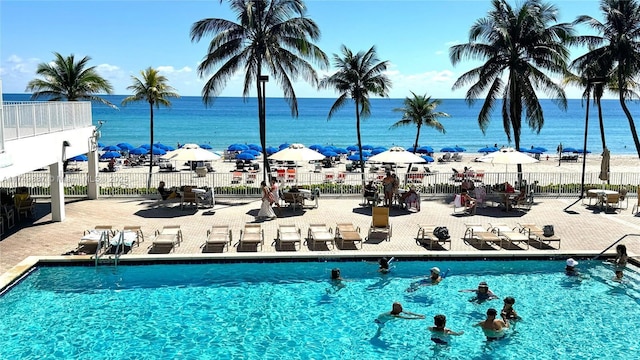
top-left (3, 94), bottom-right (639, 155)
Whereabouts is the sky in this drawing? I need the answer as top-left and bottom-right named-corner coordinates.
top-left (1, 0), bottom-right (604, 99)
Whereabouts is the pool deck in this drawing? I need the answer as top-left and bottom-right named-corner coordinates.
top-left (1, 196), bottom-right (639, 287)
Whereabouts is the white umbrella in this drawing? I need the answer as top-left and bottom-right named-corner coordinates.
top-left (477, 148), bottom-right (538, 165)
top-left (268, 143), bottom-right (325, 162)
top-left (367, 146), bottom-right (427, 164)
top-left (161, 145), bottom-right (221, 162)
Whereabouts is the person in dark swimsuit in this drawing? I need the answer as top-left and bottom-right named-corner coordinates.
top-left (428, 314), bottom-right (464, 345)
top-left (500, 297), bottom-right (520, 321)
top-left (474, 308), bottom-right (509, 341)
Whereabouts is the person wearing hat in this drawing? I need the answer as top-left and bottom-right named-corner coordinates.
top-left (565, 258), bottom-right (579, 276)
top-left (459, 281), bottom-right (498, 302)
top-left (429, 267), bottom-right (443, 285)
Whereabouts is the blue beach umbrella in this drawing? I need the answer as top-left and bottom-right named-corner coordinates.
top-left (228, 144), bottom-right (248, 151)
top-left (371, 148), bottom-right (386, 155)
top-left (362, 144), bottom-right (374, 150)
top-left (454, 146), bottom-right (466, 152)
top-left (150, 147), bottom-right (166, 155)
top-left (97, 142), bottom-right (105, 148)
top-left (421, 155), bottom-right (435, 163)
top-left (199, 144), bottom-right (213, 150)
top-left (533, 146), bottom-right (547, 152)
top-left (562, 147), bottom-right (579, 153)
top-left (348, 153), bottom-right (368, 161)
top-left (309, 144), bottom-right (324, 151)
top-left (117, 143), bottom-right (135, 151)
top-left (100, 151), bottom-right (121, 159)
top-left (139, 144), bottom-right (151, 149)
top-left (575, 149), bottom-right (591, 154)
top-left (245, 149), bottom-right (261, 156)
top-left (154, 143), bottom-right (170, 150)
top-left (417, 146), bottom-right (434, 154)
top-left (248, 144), bottom-right (262, 151)
top-left (478, 146), bottom-right (498, 154)
top-left (237, 152), bottom-right (256, 160)
top-left (346, 145), bottom-right (359, 152)
top-left (334, 147), bottom-right (348, 154)
top-left (523, 148), bottom-right (544, 154)
top-left (279, 143), bottom-right (291, 150)
top-left (265, 146), bottom-right (279, 155)
top-left (440, 147), bottom-right (457, 152)
top-left (68, 154), bottom-right (88, 162)
top-left (130, 147), bottom-right (148, 155)
top-left (102, 145), bottom-right (121, 151)
top-left (164, 145), bottom-right (176, 151)
top-left (322, 150), bottom-right (338, 157)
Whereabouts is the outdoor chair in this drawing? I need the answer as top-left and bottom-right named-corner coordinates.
top-left (151, 225), bottom-right (183, 253)
top-left (517, 223), bottom-right (561, 249)
top-left (368, 207), bottom-right (392, 241)
top-left (334, 223), bottom-right (363, 249)
top-left (181, 186), bottom-right (198, 210)
top-left (605, 193), bottom-right (621, 213)
top-left (15, 196), bottom-right (36, 220)
top-left (203, 225), bottom-right (232, 252)
top-left (488, 223), bottom-right (530, 249)
top-left (463, 224), bottom-right (502, 249)
top-left (275, 224), bottom-right (302, 251)
top-left (583, 186), bottom-right (598, 206)
top-left (416, 224), bottom-right (451, 250)
top-left (452, 194), bottom-right (475, 215)
top-left (2, 205), bottom-right (15, 230)
top-left (618, 188), bottom-right (629, 210)
top-left (633, 186), bottom-right (640, 214)
top-left (79, 225), bottom-right (114, 250)
top-left (307, 224), bottom-right (334, 250)
top-left (282, 192), bottom-right (304, 211)
top-left (239, 223), bottom-right (264, 251)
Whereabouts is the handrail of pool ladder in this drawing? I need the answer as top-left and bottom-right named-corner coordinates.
top-left (592, 234), bottom-right (640, 260)
top-left (112, 231), bottom-right (124, 268)
top-left (94, 231), bottom-right (108, 267)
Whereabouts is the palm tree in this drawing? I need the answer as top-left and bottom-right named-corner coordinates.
top-left (573, 0), bottom-right (640, 158)
top-left (320, 45), bottom-right (391, 182)
top-left (449, 0), bottom-right (573, 175)
top-left (390, 92), bottom-right (448, 154)
top-left (190, 0), bottom-right (328, 180)
top-left (121, 67), bottom-right (179, 189)
top-left (25, 52), bottom-right (116, 108)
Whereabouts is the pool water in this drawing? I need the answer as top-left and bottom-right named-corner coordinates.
top-left (1, 260), bottom-right (639, 360)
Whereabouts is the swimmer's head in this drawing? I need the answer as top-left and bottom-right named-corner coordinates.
top-left (487, 308), bottom-right (498, 318)
top-left (615, 270), bottom-right (624, 279)
top-left (478, 281), bottom-right (489, 292)
top-left (504, 296), bottom-right (515, 305)
top-left (331, 268), bottom-right (341, 279)
top-left (616, 244), bottom-right (627, 256)
top-left (379, 257), bottom-right (389, 268)
top-left (392, 302), bottom-right (403, 314)
top-left (434, 314), bottom-right (446, 328)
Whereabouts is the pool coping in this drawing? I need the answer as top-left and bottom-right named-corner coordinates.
top-left (2, 250), bottom-right (638, 294)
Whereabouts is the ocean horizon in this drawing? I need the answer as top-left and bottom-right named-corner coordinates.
top-left (3, 93), bottom-right (639, 155)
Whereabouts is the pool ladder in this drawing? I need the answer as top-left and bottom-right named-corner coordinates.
top-left (93, 231), bottom-right (124, 268)
top-left (592, 233), bottom-right (640, 260)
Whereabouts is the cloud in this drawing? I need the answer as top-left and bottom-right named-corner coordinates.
top-left (157, 66), bottom-right (192, 74)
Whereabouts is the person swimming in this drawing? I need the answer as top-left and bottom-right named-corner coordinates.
top-left (375, 302), bottom-right (425, 326)
top-left (428, 314), bottom-right (464, 345)
top-left (474, 308), bottom-right (509, 341)
top-left (565, 258), bottom-right (579, 276)
top-left (406, 267), bottom-right (445, 292)
top-left (500, 296), bottom-right (520, 321)
top-left (459, 281), bottom-right (498, 302)
top-left (327, 268), bottom-right (346, 293)
top-left (378, 257), bottom-right (392, 273)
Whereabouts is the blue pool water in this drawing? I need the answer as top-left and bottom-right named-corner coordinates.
top-left (1, 260), bottom-right (639, 359)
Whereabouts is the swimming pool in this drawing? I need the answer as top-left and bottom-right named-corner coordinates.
top-left (1, 259), bottom-right (639, 359)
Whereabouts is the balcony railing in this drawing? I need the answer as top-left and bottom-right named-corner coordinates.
top-left (2, 101), bottom-right (92, 141)
top-left (1, 170), bottom-right (638, 199)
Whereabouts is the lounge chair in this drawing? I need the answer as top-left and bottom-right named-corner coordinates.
top-left (282, 191), bottom-right (304, 211)
top-left (487, 223), bottom-right (530, 249)
top-left (324, 172), bottom-right (335, 183)
top-left (123, 225), bottom-right (144, 243)
top-left (452, 194), bottom-right (475, 215)
top-left (181, 186), bottom-right (198, 210)
top-left (335, 223), bottom-right (363, 249)
top-left (275, 224), bottom-right (302, 251)
top-left (336, 172), bottom-right (346, 183)
top-left (368, 207), bottom-right (392, 241)
top-left (512, 190), bottom-right (534, 210)
top-left (307, 223), bottom-right (334, 250)
top-left (204, 225), bottom-right (232, 252)
top-left (78, 225), bottom-right (114, 249)
top-left (151, 225), bottom-right (183, 252)
top-left (109, 229), bottom-right (140, 253)
top-left (463, 224), bottom-right (502, 249)
top-left (516, 223), bottom-right (561, 249)
top-left (239, 224), bottom-right (264, 251)
top-left (416, 224), bottom-right (451, 250)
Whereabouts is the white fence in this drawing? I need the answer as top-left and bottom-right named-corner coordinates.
top-left (2, 101), bottom-right (92, 141)
top-left (1, 170), bottom-right (638, 198)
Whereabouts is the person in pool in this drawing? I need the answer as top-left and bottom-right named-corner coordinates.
top-left (375, 302), bottom-right (425, 326)
top-left (428, 314), bottom-right (464, 345)
top-left (406, 267), bottom-right (443, 292)
top-left (327, 268), bottom-right (346, 293)
top-left (565, 258), bottom-right (579, 276)
top-left (459, 281), bottom-right (498, 302)
top-left (500, 296), bottom-right (520, 321)
top-left (474, 308), bottom-right (509, 341)
top-left (609, 244), bottom-right (628, 274)
top-left (378, 257), bottom-right (391, 273)
top-left (613, 270), bottom-right (624, 282)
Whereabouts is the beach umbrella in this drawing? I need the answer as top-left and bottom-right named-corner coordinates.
top-left (367, 146), bottom-right (426, 164)
top-left (575, 149), bottom-right (591, 154)
top-left (478, 146), bottom-right (498, 154)
top-left (562, 147), bottom-right (578, 153)
top-left (245, 149), bottom-right (261, 156)
top-left (161, 147), bottom-right (221, 162)
top-left (362, 144), bottom-right (374, 150)
top-left (228, 144), bottom-right (248, 151)
top-left (421, 155), bottom-right (434, 163)
top-left (130, 147), bottom-right (148, 155)
top-left (181, 143), bottom-right (200, 149)
top-left (533, 146), bottom-right (547, 152)
top-left (150, 147), bottom-right (167, 155)
top-left (599, 148), bottom-right (610, 181)
top-left (68, 154), bottom-right (88, 162)
top-left (139, 144), bottom-right (151, 149)
top-left (199, 144), bottom-right (213, 149)
top-left (248, 144), bottom-right (262, 151)
top-left (117, 142), bottom-right (135, 151)
top-left (334, 147), bottom-right (348, 154)
top-left (440, 147), bottom-right (457, 152)
top-left (523, 148), bottom-right (544, 154)
top-left (164, 145), bottom-right (176, 151)
top-left (265, 146), bottom-right (279, 155)
top-left (417, 146), bottom-right (434, 154)
top-left (278, 143), bottom-right (291, 150)
top-left (236, 152), bottom-right (256, 161)
top-left (371, 148), bottom-right (386, 155)
top-left (478, 148), bottom-right (538, 165)
top-left (97, 142), bottom-right (105, 148)
top-left (347, 153), bottom-right (368, 161)
top-left (346, 145), bottom-right (359, 152)
top-left (309, 144), bottom-right (325, 151)
top-left (102, 145), bottom-right (121, 151)
top-left (100, 151), bottom-right (121, 159)
top-left (454, 146), bottom-right (466, 152)
top-left (269, 143), bottom-right (325, 162)
top-left (322, 150), bottom-right (338, 157)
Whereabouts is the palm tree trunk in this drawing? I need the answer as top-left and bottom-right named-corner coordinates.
top-left (148, 102), bottom-right (154, 190)
top-left (596, 96), bottom-right (606, 152)
top-left (257, 73), bottom-right (269, 182)
top-left (618, 92), bottom-right (640, 159)
top-left (355, 99), bottom-right (365, 189)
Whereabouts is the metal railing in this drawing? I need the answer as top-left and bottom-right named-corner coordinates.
top-left (2, 101), bottom-right (92, 141)
top-left (1, 169), bottom-right (638, 198)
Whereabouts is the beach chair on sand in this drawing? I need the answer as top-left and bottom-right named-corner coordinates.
top-left (463, 224), bottom-right (502, 249)
top-left (203, 225), bottom-right (232, 252)
top-left (416, 224), bottom-right (451, 250)
top-left (335, 223), bottom-right (363, 249)
top-left (151, 225), bottom-right (183, 253)
top-left (488, 223), bottom-right (530, 249)
top-left (307, 224), bottom-right (334, 250)
top-left (516, 223), bottom-right (561, 249)
top-left (368, 207), bottom-right (392, 241)
top-left (239, 224), bottom-right (264, 251)
top-left (275, 224), bottom-right (302, 251)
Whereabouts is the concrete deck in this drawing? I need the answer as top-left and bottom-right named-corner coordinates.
top-left (1, 195), bottom-right (639, 282)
